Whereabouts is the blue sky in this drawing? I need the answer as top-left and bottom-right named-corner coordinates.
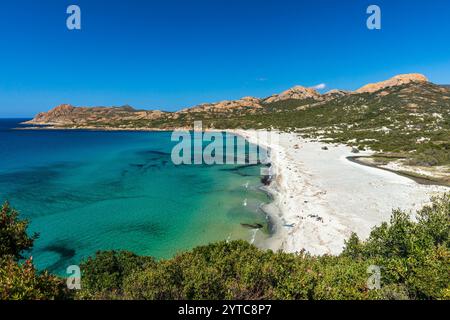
top-left (0, 0), bottom-right (449, 117)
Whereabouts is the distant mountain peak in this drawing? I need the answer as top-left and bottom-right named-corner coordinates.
top-left (356, 73), bottom-right (428, 94)
top-left (264, 85), bottom-right (320, 103)
top-left (53, 103), bottom-right (75, 111)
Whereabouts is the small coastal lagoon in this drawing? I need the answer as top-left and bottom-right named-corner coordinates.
top-left (0, 119), bottom-right (271, 275)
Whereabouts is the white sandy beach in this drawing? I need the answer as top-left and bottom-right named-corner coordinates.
top-left (236, 130), bottom-right (449, 256)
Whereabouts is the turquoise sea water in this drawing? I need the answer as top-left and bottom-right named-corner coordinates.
top-left (0, 119), bottom-right (270, 274)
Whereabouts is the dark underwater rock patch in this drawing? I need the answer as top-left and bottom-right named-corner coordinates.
top-left (240, 223), bottom-right (264, 229)
top-left (117, 222), bottom-right (166, 238)
top-left (40, 242), bottom-right (77, 273)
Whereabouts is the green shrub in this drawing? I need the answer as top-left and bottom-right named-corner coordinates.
top-left (77, 250), bottom-right (155, 299)
top-left (0, 201), bottom-right (37, 260)
top-left (0, 256), bottom-right (65, 300)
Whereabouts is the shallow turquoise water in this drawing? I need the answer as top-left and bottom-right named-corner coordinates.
top-left (0, 119), bottom-right (270, 274)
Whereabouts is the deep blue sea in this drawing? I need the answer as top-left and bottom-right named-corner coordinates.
top-left (0, 119), bottom-right (270, 274)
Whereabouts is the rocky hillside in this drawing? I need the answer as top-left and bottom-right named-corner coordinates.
top-left (263, 85), bottom-right (320, 103)
top-left (26, 104), bottom-right (167, 128)
top-left (355, 73), bottom-right (428, 93)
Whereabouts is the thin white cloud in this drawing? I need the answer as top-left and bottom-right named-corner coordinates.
top-left (311, 83), bottom-right (326, 90)
top-left (256, 77), bottom-right (268, 82)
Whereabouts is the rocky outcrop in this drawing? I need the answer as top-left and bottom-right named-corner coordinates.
top-left (30, 104), bottom-right (76, 124)
top-left (263, 86), bottom-right (320, 103)
top-left (356, 73), bottom-right (428, 94)
top-left (322, 89), bottom-right (350, 99)
top-left (180, 96), bottom-right (262, 114)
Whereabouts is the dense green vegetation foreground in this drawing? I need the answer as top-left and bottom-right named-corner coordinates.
top-left (1, 195), bottom-right (449, 300)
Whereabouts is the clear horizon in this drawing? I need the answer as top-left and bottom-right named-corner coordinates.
top-left (1, 0), bottom-right (450, 117)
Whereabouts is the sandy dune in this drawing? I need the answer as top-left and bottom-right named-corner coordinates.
top-left (237, 130), bottom-right (449, 256)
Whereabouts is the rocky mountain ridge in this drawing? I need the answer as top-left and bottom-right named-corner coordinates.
top-left (25, 73), bottom-right (447, 128)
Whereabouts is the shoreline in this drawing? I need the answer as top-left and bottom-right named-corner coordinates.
top-left (15, 124), bottom-right (172, 132)
top-left (235, 130), bottom-right (449, 256)
top-left (12, 124), bottom-right (450, 255)
top-left (347, 156), bottom-right (449, 187)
